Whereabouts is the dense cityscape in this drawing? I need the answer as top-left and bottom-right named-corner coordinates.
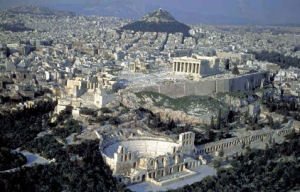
top-left (0, 2), bottom-right (299, 192)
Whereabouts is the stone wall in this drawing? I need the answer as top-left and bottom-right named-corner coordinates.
top-left (197, 121), bottom-right (295, 155)
top-left (137, 72), bottom-right (268, 98)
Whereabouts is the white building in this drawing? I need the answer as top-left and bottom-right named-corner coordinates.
top-left (94, 88), bottom-right (114, 108)
top-left (275, 67), bottom-right (300, 82)
top-left (172, 55), bottom-right (220, 78)
top-left (101, 132), bottom-right (203, 186)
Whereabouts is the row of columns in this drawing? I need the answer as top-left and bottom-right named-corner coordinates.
top-left (173, 62), bottom-right (200, 74)
top-left (87, 82), bottom-right (99, 89)
top-left (277, 129), bottom-right (293, 136)
top-left (119, 152), bottom-right (132, 162)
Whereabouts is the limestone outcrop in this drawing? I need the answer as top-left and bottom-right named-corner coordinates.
top-left (121, 92), bottom-right (207, 125)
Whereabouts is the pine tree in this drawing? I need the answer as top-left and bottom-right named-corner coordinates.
top-left (210, 116), bottom-right (215, 129)
top-left (217, 109), bottom-right (222, 130)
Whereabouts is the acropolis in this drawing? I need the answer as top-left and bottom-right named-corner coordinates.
top-left (172, 55), bottom-right (220, 78)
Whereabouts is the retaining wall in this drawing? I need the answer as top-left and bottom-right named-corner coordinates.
top-left (137, 72), bottom-right (268, 98)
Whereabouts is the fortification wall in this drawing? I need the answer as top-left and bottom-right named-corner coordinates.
top-left (136, 72), bottom-right (268, 98)
top-left (216, 78), bottom-right (230, 93)
top-left (230, 72), bottom-right (266, 92)
top-left (142, 85), bottom-right (160, 93)
top-left (185, 80), bottom-right (216, 96)
top-left (159, 82), bottom-right (186, 97)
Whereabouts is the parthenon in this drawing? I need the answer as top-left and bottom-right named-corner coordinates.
top-left (172, 55), bottom-right (220, 77)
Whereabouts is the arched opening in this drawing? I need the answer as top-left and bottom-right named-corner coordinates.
top-left (142, 174), bottom-right (146, 181)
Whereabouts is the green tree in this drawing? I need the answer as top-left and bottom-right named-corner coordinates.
top-left (210, 116), bottom-right (215, 129)
top-left (216, 109), bottom-right (222, 130)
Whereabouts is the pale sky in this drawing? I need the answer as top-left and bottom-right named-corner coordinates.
top-left (0, 0), bottom-right (299, 25)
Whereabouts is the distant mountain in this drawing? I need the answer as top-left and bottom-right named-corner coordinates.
top-left (121, 9), bottom-right (191, 36)
top-left (5, 5), bottom-right (76, 17)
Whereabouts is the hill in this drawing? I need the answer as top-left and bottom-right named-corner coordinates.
top-left (121, 9), bottom-right (190, 36)
top-left (5, 5), bottom-right (76, 17)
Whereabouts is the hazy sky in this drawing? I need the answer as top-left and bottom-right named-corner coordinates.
top-left (0, 0), bottom-right (299, 25)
